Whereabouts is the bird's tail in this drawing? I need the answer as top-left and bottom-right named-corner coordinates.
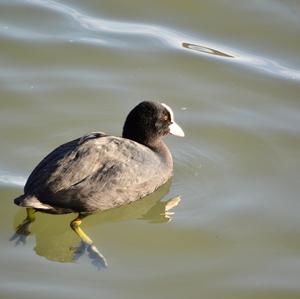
top-left (14, 194), bottom-right (52, 210)
top-left (14, 194), bottom-right (27, 206)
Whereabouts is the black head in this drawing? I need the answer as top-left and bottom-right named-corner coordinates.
top-left (122, 101), bottom-right (184, 146)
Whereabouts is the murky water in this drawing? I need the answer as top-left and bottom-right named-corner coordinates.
top-left (1, 0), bottom-right (300, 298)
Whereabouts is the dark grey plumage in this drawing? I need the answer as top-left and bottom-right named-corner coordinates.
top-left (14, 101), bottom-right (184, 214)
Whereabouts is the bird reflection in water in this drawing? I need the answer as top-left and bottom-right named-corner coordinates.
top-left (11, 181), bottom-right (180, 269)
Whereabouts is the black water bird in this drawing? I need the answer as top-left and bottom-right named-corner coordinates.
top-left (13, 101), bottom-right (184, 265)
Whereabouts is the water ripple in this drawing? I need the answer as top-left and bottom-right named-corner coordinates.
top-left (0, 173), bottom-right (25, 187)
top-left (182, 42), bottom-right (234, 58)
top-left (0, 23), bottom-right (45, 40)
top-left (2, 0), bottom-right (300, 81)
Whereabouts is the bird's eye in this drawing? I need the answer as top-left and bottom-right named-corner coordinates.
top-left (163, 115), bottom-right (168, 121)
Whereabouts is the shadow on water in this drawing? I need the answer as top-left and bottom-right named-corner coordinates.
top-left (11, 180), bottom-right (181, 270)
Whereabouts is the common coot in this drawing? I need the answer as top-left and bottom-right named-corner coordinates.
top-left (14, 101), bottom-right (184, 248)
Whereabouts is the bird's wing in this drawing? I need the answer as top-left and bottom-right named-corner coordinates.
top-left (24, 133), bottom-right (163, 208)
top-left (24, 132), bottom-right (107, 194)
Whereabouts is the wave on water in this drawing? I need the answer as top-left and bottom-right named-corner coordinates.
top-left (0, 173), bottom-right (25, 187)
top-left (1, 0), bottom-right (300, 81)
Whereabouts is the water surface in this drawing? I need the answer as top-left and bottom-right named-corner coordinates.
top-left (0, 0), bottom-right (300, 298)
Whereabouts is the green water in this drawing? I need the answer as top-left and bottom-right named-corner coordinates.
top-left (1, 0), bottom-right (300, 298)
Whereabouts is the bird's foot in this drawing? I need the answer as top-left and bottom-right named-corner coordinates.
top-left (71, 240), bottom-right (107, 270)
top-left (10, 218), bottom-right (33, 245)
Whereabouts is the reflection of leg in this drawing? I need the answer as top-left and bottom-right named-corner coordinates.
top-left (10, 208), bottom-right (36, 245)
top-left (163, 196), bottom-right (181, 220)
top-left (165, 196), bottom-right (181, 212)
top-left (141, 196), bottom-right (181, 223)
top-left (70, 213), bottom-right (107, 269)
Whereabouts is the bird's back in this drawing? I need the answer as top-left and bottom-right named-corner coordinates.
top-left (21, 133), bottom-right (172, 212)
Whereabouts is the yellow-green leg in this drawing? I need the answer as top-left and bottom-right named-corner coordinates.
top-left (26, 207), bottom-right (36, 222)
top-left (17, 207), bottom-right (36, 232)
top-left (70, 213), bottom-right (93, 245)
top-left (70, 213), bottom-right (108, 268)
top-left (10, 208), bottom-right (36, 245)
